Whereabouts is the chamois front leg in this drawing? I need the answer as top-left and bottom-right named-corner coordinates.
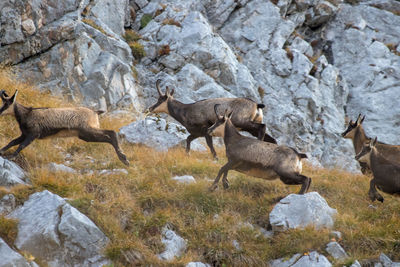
top-left (0, 135), bottom-right (25, 155)
top-left (369, 179), bottom-right (384, 202)
top-left (9, 134), bottom-right (37, 159)
top-left (205, 134), bottom-right (217, 160)
top-left (209, 161), bottom-right (234, 191)
top-left (185, 134), bottom-right (199, 154)
top-left (78, 128), bottom-right (129, 166)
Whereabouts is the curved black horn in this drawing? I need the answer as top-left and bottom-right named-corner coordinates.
top-left (0, 90), bottom-right (6, 100)
top-left (156, 79), bottom-right (163, 96)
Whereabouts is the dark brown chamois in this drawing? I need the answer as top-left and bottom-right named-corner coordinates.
top-left (355, 137), bottom-right (400, 202)
top-left (342, 114), bottom-right (400, 175)
top-left (206, 105), bottom-right (311, 194)
top-left (147, 79), bottom-right (276, 159)
top-left (0, 90), bottom-right (129, 166)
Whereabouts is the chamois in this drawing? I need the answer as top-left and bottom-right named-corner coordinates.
top-left (147, 79), bottom-right (276, 159)
top-left (206, 105), bottom-right (311, 194)
top-left (0, 90), bottom-right (129, 166)
top-left (342, 114), bottom-right (400, 174)
top-left (355, 137), bottom-right (400, 202)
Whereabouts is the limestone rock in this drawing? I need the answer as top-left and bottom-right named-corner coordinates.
top-left (48, 163), bottom-right (77, 174)
top-left (0, 156), bottom-right (28, 187)
top-left (0, 238), bottom-right (39, 267)
top-left (186, 262), bottom-right (211, 267)
top-left (119, 116), bottom-right (206, 152)
top-left (269, 192), bottom-right (337, 231)
top-left (8, 190), bottom-right (109, 267)
top-left (158, 226), bottom-right (187, 261)
top-left (0, 194), bottom-right (16, 215)
top-left (325, 241), bottom-right (348, 260)
top-left (172, 175), bottom-right (196, 184)
top-left (270, 251), bottom-right (332, 267)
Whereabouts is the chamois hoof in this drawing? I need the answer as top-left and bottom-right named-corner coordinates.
top-left (222, 181), bottom-right (229, 190)
top-left (209, 184), bottom-right (218, 192)
top-left (377, 196), bottom-right (384, 203)
top-left (118, 154), bottom-right (130, 166)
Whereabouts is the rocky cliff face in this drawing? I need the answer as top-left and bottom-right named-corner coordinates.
top-left (1, 0), bottom-right (399, 171)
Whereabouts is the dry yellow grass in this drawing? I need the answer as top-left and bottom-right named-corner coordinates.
top-left (0, 70), bottom-right (399, 266)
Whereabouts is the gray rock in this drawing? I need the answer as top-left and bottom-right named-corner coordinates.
top-left (325, 241), bottom-right (348, 260)
top-left (119, 116), bottom-right (206, 152)
top-left (329, 230), bottom-right (342, 241)
top-left (8, 190), bottom-right (109, 267)
top-left (0, 156), bottom-right (28, 187)
top-left (158, 226), bottom-right (187, 261)
top-left (21, 19), bottom-right (36, 36)
top-left (269, 192), bottom-right (337, 232)
top-left (0, 238), bottom-right (38, 267)
top-left (351, 260), bottom-right (362, 267)
top-left (48, 163), bottom-right (77, 174)
top-left (0, 194), bottom-right (16, 215)
top-left (89, 0), bottom-right (128, 36)
top-left (172, 175), bottom-right (196, 184)
top-left (290, 37), bottom-right (314, 57)
top-left (98, 169), bottom-right (129, 176)
top-left (380, 253), bottom-right (392, 267)
top-left (186, 262), bottom-right (211, 267)
top-left (270, 251), bottom-right (332, 267)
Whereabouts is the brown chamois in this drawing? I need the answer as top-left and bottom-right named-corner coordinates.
top-left (342, 114), bottom-right (400, 174)
top-left (0, 90), bottom-right (129, 166)
top-left (206, 105), bottom-right (311, 194)
top-left (146, 79), bottom-right (276, 159)
top-left (355, 137), bottom-right (400, 202)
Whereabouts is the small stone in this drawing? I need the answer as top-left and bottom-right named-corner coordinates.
top-left (172, 175), bottom-right (196, 184)
top-left (48, 163), bottom-right (77, 174)
top-left (21, 19), bottom-right (36, 35)
top-left (325, 241), bottom-right (348, 260)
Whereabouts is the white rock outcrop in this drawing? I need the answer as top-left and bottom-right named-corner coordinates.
top-left (172, 175), bottom-right (196, 184)
top-left (7, 190), bottom-right (110, 267)
top-left (120, 116), bottom-right (206, 152)
top-left (158, 226), bottom-right (187, 261)
top-left (269, 192), bottom-right (337, 232)
top-left (0, 238), bottom-right (39, 267)
top-left (325, 241), bottom-right (348, 260)
top-left (270, 251), bottom-right (332, 267)
top-left (0, 156), bottom-right (28, 187)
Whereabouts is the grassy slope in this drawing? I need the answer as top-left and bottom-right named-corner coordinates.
top-left (0, 71), bottom-right (399, 266)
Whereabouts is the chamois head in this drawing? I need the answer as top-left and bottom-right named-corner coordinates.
top-left (341, 113), bottom-right (365, 138)
top-left (0, 90), bottom-right (18, 116)
top-left (355, 137), bottom-right (377, 163)
top-left (207, 104), bottom-right (232, 137)
top-left (147, 79), bottom-right (175, 114)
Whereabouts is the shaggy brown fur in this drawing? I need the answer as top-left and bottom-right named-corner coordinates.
top-left (0, 90), bottom-right (129, 166)
top-left (147, 80), bottom-right (276, 159)
top-left (207, 106), bottom-right (310, 194)
top-left (356, 137), bottom-right (400, 202)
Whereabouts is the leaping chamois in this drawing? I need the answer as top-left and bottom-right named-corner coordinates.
top-left (206, 105), bottom-right (311, 194)
top-left (146, 80), bottom-right (276, 159)
top-left (0, 90), bottom-right (129, 166)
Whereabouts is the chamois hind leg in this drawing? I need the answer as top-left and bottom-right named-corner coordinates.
top-left (78, 128), bottom-right (129, 166)
top-left (368, 179), bottom-right (384, 202)
top-left (9, 134), bottom-right (37, 159)
top-left (0, 135), bottom-right (25, 155)
top-left (209, 161), bottom-right (234, 191)
top-left (205, 134), bottom-right (217, 159)
top-left (278, 171), bottom-right (312, 194)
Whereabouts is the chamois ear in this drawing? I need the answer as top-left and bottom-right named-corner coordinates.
top-left (169, 87), bottom-right (175, 96)
top-left (165, 86), bottom-right (170, 96)
top-left (0, 90), bottom-right (5, 100)
top-left (356, 113), bottom-right (362, 125)
top-left (371, 136), bottom-right (377, 147)
top-left (227, 111), bottom-right (233, 120)
top-left (214, 104), bottom-right (223, 119)
top-left (10, 90), bottom-right (18, 103)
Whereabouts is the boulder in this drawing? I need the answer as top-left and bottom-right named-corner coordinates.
top-left (8, 190), bottom-right (110, 267)
top-left (186, 262), bottom-right (211, 267)
top-left (119, 116), bottom-right (206, 152)
top-left (0, 194), bottom-right (16, 215)
top-left (48, 163), bottom-right (77, 174)
top-left (269, 192), bottom-right (337, 231)
top-left (325, 241), bottom-right (348, 260)
top-left (270, 251), bottom-right (332, 267)
top-left (172, 175), bottom-right (196, 184)
top-left (158, 225), bottom-right (187, 261)
top-left (0, 238), bottom-right (39, 267)
top-left (0, 156), bottom-right (28, 187)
